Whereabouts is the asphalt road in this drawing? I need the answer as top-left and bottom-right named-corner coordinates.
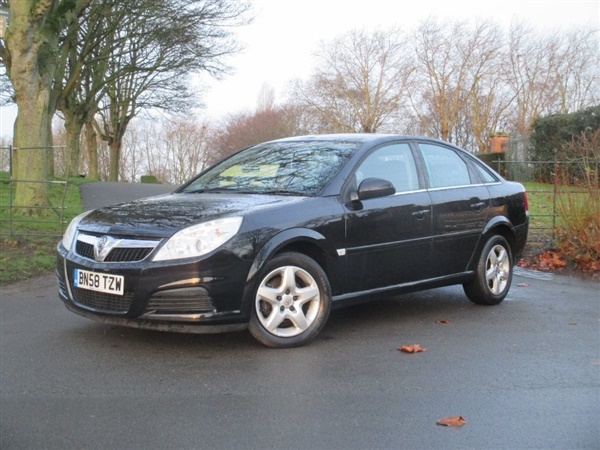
top-left (1, 183), bottom-right (598, 449)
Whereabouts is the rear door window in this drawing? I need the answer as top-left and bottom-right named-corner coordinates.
top-left (419, 143), bottom-right (472, 188)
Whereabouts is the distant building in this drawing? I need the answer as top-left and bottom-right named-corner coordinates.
top-left (489, 133), bottom-right (509, 153)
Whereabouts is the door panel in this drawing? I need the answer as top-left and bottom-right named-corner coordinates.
top-left (345, 192), bottom-right (433, 292)
top-left (428, 186), bottom-right (489, 275)
top-left (418, 143), bottom-right (490, 276)
top-left (343, 143), bottom-right (432, 292)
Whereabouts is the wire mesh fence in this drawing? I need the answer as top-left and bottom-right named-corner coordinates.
top-left (0, 145), bottom-right (69, 239)
top-left (487, 159), bottom-right (596, 243)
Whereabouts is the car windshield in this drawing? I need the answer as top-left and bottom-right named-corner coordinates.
top-left (182, 140), bottom-right (358, 196)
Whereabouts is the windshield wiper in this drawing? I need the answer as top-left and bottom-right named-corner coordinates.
top-left (261, 189), bottom-right (309, 196)
top-left (185, 187), bottom-right (236, 194)
top-left (185, 187), bottom-right (310, 196)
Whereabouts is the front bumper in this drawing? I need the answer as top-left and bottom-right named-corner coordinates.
top-left (61, 298), bottom-right (248, 333)
top-left (56, 242), bottom-right (252, 333)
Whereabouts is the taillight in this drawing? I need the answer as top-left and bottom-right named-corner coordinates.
top-left (523, 191), bottom-right (529, 216)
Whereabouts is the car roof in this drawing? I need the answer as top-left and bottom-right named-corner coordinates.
top-left (270, 133), bottom-right (455, 147)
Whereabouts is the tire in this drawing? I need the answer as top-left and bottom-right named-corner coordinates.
top-left (248, 252), bottom-right (331, 348)
top-left (463, 235), bottom-right (513, 305)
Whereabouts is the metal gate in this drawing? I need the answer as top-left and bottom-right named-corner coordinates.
top-left (0, 145), bottom-right (69, 238)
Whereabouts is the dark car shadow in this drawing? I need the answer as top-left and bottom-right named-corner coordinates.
top-left (326, 286), bottom-right (473, 328)
top-left (61, 285), bottom-right (479, 353)
top-left (65, 321), bottom-right (256, 349)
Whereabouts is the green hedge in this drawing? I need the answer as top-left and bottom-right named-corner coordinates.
top-left (531, 105), bottom-right (600, 161)
top-left (530, 105), bottom-right (600, 182)
top-left (140, 175), bottom-right (159, 184)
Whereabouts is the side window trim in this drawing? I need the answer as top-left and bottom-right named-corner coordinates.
top-left (462, 154), bottom-right (501, 184)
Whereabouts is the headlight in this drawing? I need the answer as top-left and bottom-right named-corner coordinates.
top-left (61, 210), bottom-right (92, 251)
top-left (152, 217), bottom-right (243, 261)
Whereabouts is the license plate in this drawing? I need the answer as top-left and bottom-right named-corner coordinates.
top-left (73, 268), bottom-right (124, 296)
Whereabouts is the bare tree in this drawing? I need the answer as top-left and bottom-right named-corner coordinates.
top-left (464, 66), bottom-right (515, 152)
top-left (410, 17), bottom-right (504, 144)
top-left (256, 83), bottom-right (276, 113)
top-left (94, 0), bottom-right (251, 181)
top-left (0, 0), bottom-right (88, 213)
top-left (57, 0), bottom-right (124, 179)
top-left (504, 24), bottom-right (599, 135)
top-left (0, 64), bottom-right (12, 106)
top-left (117, 116), bottom-right (216, 185)
top-left (293, 28), bottom-right (415, 133)
top-left (119, 122), bottom-right (146, 183)
top-left (0, 135), bottom-right (11, 172)
top-left (505, 22), bottom-right (564, 135)
top-left (151, 117), bottom-right (213, 184)
top-left (553, 28), bottom-right (600, 114)
top-left (211, 86), bottom-right (307, 162)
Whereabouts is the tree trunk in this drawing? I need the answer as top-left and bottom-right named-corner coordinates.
top-left (3, 0), bottom-right (90, 213)
top-left (85, 121), bottom-right (99, 180)
top-left (46, 120), bottom-right (55, 178)
top-left (440, 126), bottom-right (449, 142)
top-left (7, 2), bottom-right (58, 214)
top-left (108, 137), bottom-right (121, 182)
top-left (64, 111), bottom-right (83, 178)
top-left (12, 94), bottom-right (52, 214)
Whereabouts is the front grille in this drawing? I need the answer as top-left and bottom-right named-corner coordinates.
top-left (72, 287), bottom-right (134, 313)
top-left (75, 234), bottom-right (159, 263)
top-left (105, 247), bottom-right (153, 262)
top-left (146, 288), bottom-right (215, 314)
top-left (76, 241), bottom-right (94, 259)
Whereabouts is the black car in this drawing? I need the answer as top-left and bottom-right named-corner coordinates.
top-left (57, 134), bottom-right (528, 347)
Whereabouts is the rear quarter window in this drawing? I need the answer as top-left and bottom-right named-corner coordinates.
top-left (471, 160), bottom-right (500, 183)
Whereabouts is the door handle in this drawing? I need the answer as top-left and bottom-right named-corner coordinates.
top-left (470, 201), bottom-right (485, 212)
top-left (411, 209), bottom-right (430, 220)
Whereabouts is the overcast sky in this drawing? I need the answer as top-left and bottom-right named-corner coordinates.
top-left (1, 0), bottom-right (599, 138)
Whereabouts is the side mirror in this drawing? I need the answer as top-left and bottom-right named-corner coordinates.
top-left (354, 177), bottom-right (396, 201)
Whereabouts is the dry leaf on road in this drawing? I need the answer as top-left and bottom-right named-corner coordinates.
top-left (398, 344), bottom-right (427, 353)
top-left (436, 416), bottom-right (466, 427)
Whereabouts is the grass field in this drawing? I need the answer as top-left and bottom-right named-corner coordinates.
top-left (522, 181), bottom-right (557, 239)
top-left (0, 173), bottom-right (85, 284)
top-left (522, 181), bottom-right (595, 238)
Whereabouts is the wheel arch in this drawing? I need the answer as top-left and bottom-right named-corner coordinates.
top-left (246, 228), bottom-right (335, 282)
top-left (468, 217), bottom-right (517, 271)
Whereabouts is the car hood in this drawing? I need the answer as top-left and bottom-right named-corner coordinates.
top-left (77, 192), bottom-right (306, 238)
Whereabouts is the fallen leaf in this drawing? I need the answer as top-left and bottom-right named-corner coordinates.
top-left (436, 416), bottom-right (466, 427)
top-left (538, 251), bottom-right (567, 270)
top-left (435, 319), bottom-right (451, 324)
top-left (516, 282), bottom-right (529, 287)
top-left (398, 344), bottom-right (427, 353)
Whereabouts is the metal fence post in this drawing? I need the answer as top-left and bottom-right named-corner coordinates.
top-left (9, 144), bottom-right (13, 238)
